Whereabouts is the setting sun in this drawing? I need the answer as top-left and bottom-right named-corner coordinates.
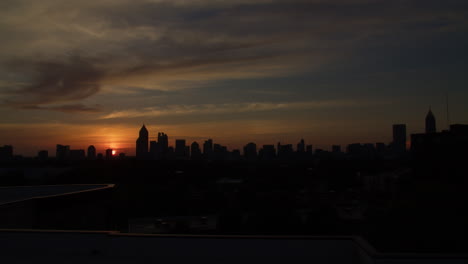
top-left (112, 150), bottom-right (116, 155)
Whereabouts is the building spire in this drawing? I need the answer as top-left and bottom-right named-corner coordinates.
top-left (425, 108), bottom-right (436, 133)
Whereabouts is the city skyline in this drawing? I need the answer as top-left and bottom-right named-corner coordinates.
top-left (1, 1), bottom-right (468, 156)
top-left (1, 1), bottom-right (468, 258)
top-left (0, 108), bottom-right (449, 157)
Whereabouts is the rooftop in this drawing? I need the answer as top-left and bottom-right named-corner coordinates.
top-left (0, 184), bottom-right (114, 205)
top-left (0, 230), bottom-right (466, 264)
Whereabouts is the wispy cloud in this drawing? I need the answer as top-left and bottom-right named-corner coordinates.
top-left (100, 100), bottom-right (378, 119)
top-left (22, 103), bottom-right (102, 113)
top-left (0, 0), bottom-right (467, 112)
top-left (4, 55), bottom-right (104, 108)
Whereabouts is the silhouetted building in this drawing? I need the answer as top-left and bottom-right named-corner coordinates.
top-left (449, 124), bottom-right (468, 137)
top-left (425, 108), bottom-right (436, 133)
top-left (175, 139), bottom-right (187, 159)
top-left (166, 147), bottom-right (175, 159)
top-left (297, 139), bottom-right (305, 153)
top-left (0, 145), bottom-right (13, 161)
top-left (364, 143), bottom-right (376, 158)
top-left (56, 145), bottom-right (70, 160)
top-left (203, 139), bottom-right (213, 159)
top-left (412, 123), bottom-right (468, 162)
top-left (185, 146), bottom-right (190, 159)
top-left (191, 142), bottom-right (202, 160)
top-left (158, 132), bottom-right (169, 157)
top-left (213, 144), bottom-right (222, 153)
top-left (70, 149), bottom-right (85, 160)
top-left (347, 143), bottom-right (376, 159)
top-left (105, 149), bottom-right (113, 160)
top-left (332, 145), bottom-right (341, 153)
top-left (260, 145), bottom-right (276, 160)
top-left (149, 141), bottom-right (161, 159)
top-left (87, 145), bottom-right (96, 160)
top-left (375, 142), bottom-right (386, 156)
top-left (231, 149), bottom-right (241, 160)
top-left (136, 125), bottom-right (149, 159)
top-left (278, 143), bottom-right (293, 160)
top-left (37, 150), bottom-right (48, 160)
top-left (243, 143), bottom-right (257, 161)
top-left (392, 124), bottom-right (407, 154)
top-left (213, 144), bottom-right (228, 160)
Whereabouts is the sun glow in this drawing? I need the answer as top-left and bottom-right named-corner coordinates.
top-left (112, 150), bottom-right (116, 155)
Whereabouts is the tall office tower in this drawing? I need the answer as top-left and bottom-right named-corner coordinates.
top-left (425, 108), bottom-right (436, 133)
top-left (203, 139), bottom-right (213, 158)
top-left (56, 144), bottom-right (70, 160)
top-left (105, 149), bottom-right (113, 160)
top-left (158, 132), bottom-right (169, 156)
top-left (175, 139), bottom-right (187, 159)
top-left (136, 125), bottom-right (149, 159)
top-left (297, 139), bottom-right (305, 153)
top-left (149, 141), bottom-right (160, 159)
top-left (213, 144), bottom-right (227, 160)
top-left (87, 145), bottom-right (96, 160)
top-left (392, 124), bottom-right (407, 152)
top-left (261, 145), bottom-right (276, 160)
top-left (191, 142), bottom-right (202, 160)
top-left (243, 142), bottom-right (257, 161)
top-left (278, 144), bottom-right (294, 159)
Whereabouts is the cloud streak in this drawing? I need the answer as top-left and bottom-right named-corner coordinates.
top-left (0, 0), bottom-right (467, 112)
top-left (22, 104), bottom-right (102, 113)
top-left (100, 100), bottom-right (382, 119)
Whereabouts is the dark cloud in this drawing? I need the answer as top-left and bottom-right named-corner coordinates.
top-left (1, 0), bottom-right (467, 113)
top-left (22, 103), bottom-right (102, 113)
top-left (5, 55), bottom-right (104, 107)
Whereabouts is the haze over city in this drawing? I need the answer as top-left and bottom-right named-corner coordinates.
top-left (1, 0), bottom-right (468, 156)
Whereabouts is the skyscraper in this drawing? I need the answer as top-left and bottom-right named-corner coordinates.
top-left (175, 139), bottom-right (187, 159)
top-left (392, 124), bottom-right (407, 153)
top-left (243, 142), bottom-right (257, 161)
top-left (260, 145), bottom-right (276, 160)
top-left (425, 108), bottom-right (436, 133)
top-left (87, 145), bottom-right (96, 160)
top-left (297, 139), bottom-right (305, 153)
top-left (56, 144), bottom-right (70, 160)
top-left (136, 125), bottom-right (149, 159)
top-left (203, 139), bottom-right (213, 159)
top-left (105, 149), bottom-right (113, 160)
top-left (149, 141), bottom-right (160, 159)
top-left (191, 142), bottom-right (202, 160)
top-left (158, 132), bottom-right (169, 157)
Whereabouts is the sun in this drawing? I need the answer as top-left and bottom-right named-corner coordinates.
top-left (112, 150), bottom-right (116, 155)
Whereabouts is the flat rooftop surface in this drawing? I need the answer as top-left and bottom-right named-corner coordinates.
top-left (0, 184), bottom-right (114, 205)
top-left (0, 230), bottom-right (466, 264)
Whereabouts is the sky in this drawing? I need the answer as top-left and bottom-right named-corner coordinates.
top-left (1, 0), bottom-right (468, 156)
